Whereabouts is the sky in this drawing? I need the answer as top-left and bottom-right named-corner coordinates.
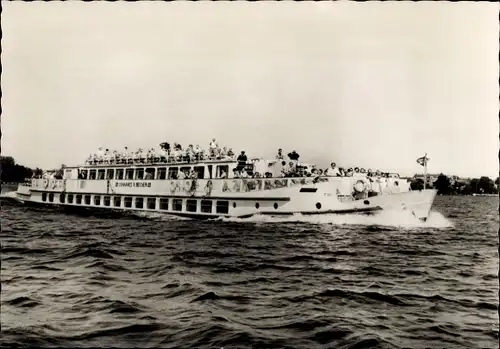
top-left (2, 1), bottom-right (499, 179)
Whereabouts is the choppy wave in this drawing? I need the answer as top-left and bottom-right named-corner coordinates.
top-left (1, 195), bottom-right (498, 348)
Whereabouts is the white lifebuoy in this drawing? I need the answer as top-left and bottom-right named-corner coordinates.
top-left (353, 180), bottom-right (366, 193)
top-left (43, 179), bottom-right (49, 189)
top-left (52, 181), bottom-right (57, 189)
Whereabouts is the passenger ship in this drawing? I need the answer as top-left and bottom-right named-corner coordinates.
top-left (13, 152), bottom-right (437, 221)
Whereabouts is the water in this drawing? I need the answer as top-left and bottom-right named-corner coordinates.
top-left (1, 191), bottom-right (498, 348)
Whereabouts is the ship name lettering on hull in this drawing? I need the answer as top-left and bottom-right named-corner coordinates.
top-left (115, 182), bottom-right (152, 188)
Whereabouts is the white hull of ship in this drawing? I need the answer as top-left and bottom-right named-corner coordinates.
top-left (12, 177), bottom-right (437, 222)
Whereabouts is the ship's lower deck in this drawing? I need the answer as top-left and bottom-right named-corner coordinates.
top-left (13, 189), bottom-right (387, 219)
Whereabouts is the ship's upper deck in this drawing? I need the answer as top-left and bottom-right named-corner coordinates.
top-left (71, 157), bottom-right (240, 170)
top-left (62, 157), bottom-right (280, 182)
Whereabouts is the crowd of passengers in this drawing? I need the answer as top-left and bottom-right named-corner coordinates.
top-left (227, 166), bottom-right (397, 180)
top-left (273, 148), bottom-right (398, 179)
top-left (77, 143), bottom-right (397, 180)
top-left (85, 139), bottom-right (237, 165)
top-left (207, 149), bottom-right (398, 180)
top-left (307, 164), bottom-right (397, 179)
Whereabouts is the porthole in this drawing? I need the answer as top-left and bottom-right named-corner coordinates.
top-left (273, 203), bottom-right (278, 209)
top-left (233, 202), bottom-right (237, 208)
top-left (364, 200), bottom-right (370, 205)
top-left (255, 203), bottom-right (260, 209)
top-left (316, 202), bottom-right (322, 209)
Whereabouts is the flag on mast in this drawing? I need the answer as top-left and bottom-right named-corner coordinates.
top-left (416, 153), bottom-right (430, 167)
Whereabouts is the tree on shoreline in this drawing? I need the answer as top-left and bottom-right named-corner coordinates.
top-left (477, 176), bottom-right (496, 194)
top-left (1, 156), bottom-right (34, 183)
top-left (433, 174), bottom-right (452, 195)
top-left (408, 174), bottom-right (498, 195)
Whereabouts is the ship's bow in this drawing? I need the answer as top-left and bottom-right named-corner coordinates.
top-left (386, 189), bottom-right (437, 221)
top-left (365, 189), bottom-right (437, 222)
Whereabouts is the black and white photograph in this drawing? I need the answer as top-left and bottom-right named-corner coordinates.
top-left (1, 1), bottom-right (498, 348)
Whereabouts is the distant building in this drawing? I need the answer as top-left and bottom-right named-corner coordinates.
top-left (454, 178), bottom-right (470, 185)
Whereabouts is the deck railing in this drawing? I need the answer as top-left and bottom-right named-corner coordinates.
top-left (219, 177), bottom-right (328, 193)
top-left (83, 154), bottom-right (237, 167)
top-left (28, 176), bottom-right (407, 196)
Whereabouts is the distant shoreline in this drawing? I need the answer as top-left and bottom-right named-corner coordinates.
top-left (437, 193), bottom-right (498, 197)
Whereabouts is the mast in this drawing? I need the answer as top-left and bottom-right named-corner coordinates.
top-left (423, 154), bottom-right (427, 190)
top-left (417, 153), bottom-right (429, 190)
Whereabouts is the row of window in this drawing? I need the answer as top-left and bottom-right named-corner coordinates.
top-left (41, 192), bottom-right (229, 214)
top-left (76, 165), bottom-right (231, 181)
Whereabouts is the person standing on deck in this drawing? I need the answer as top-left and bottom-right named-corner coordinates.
top-left (123, 146), bottom-right (130, 163)
top-left (220, 147), bottom-right (228, 159)
top-left (325, 162), bottom-right (340, 177)
top-left (158, 147), bottom-right (167, 162)
top-left (372, 170), bottom-right (383, 194)
top-left (96, 147), bottom-right (105, 163)
top-left (237, 151), bottom-right (248, 172)
top-left (287, 161), bottom-right (297, 177)
top-left (112, 150), bottom-right (119, 164)
top-left (287, 150), bottom-right (300, 161)
top-left (209, 138), bottom-right (219, 158)
top-left (194, 145), bottom-right (202, 161)
top-left (187, 145), bottom-right (195, 163)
